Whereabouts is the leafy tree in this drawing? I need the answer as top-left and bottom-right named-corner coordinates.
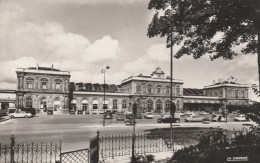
top-left (147, 0), bottom-right (260, 89)
top-left (169, 129), bottom-right (260, 163)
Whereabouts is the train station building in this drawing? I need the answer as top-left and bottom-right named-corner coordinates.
top-left (0, 66), bottom-right (250, 114)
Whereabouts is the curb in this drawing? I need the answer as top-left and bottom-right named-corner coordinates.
top-left (0, 116), bottom-right (10, 123)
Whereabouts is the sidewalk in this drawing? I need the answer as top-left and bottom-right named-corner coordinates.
top-left (82, 121), bottom-right (257, 129)
top-left (0, 116), bottom-right (9, 122)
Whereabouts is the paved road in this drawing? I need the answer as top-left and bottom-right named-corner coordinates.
top-left (0, 114), bottom-right (255, 152)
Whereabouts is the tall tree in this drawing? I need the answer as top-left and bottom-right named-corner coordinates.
top-left (147, 0), bottom-right (260, 90)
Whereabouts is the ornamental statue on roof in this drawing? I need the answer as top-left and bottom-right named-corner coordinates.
top-left (151, 67), bottom-right (165, 79)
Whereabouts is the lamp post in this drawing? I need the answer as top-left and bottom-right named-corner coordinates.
top-left (102, 66), bottom-right (110, 126)
top-left (170, 19), bottom-right (175, 149)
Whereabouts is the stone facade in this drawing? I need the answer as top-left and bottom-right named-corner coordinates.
top-left (16, 67), bottom-right (70, 114)
top-left (204, 81), bottom-right (249, 110)
top-left (7, 67), bottom-right (250, 114)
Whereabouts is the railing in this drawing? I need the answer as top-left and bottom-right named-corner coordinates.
top-left (99, 132), bottom-right (186, 160)
top-left (60, 148), bottom-right (89, 163)
top-left (0, 135), bottom-right (61, 163)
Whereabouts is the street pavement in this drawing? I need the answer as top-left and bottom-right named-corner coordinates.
top-left (0, 114), bottom-right (256, 152)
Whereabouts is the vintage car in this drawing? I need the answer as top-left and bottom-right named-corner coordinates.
top-left (211, 114), bottom-right (227, 122)
top-left (157, 117), bottom-right (180, 123)
top-left (144, 112), bottom-right (153, 119)
top-left (116, 112), bottom-right (125, 121)
top-left (9, 111), bottom-right (32, 118)
top-left (125, 118), bottom-right (134, 125)
top-left (234, 114), bottom-right (248, 121)
top-left (185, 116), bottom-right (206, 122)
top-left (104, 112), bottom-right (113, 119)
top-left (135, 112), bottom-right (142, 119)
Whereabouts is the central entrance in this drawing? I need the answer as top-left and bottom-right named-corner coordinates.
top-left (40, 98), bottom-right (47, 112)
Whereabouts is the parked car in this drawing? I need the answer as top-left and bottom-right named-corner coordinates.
top-left (175, 111), bottom-right (184, 116)
top-left (70, 109), bottom-right (76, 114)
top-left (77, 110), bottom-right (83, 114)
top-left (144, 112), bottom-right (153, 119)
top-left (135, 112), bottom-right (142, 119)
top-left (47, 110), bottom-right (53, 115)
top-left (234, 114), bottom-right (248, 121)
top-left (85, 110), bottom-right (90, 114)
top-left (211, 114), bottom-right (227, 122)
top-left (21, 108), bottom-right (36, 116)
top-left (157, 117), bottom-right (180, 123)
top-left (112, 109), bottom-right (118, 114)
top-left (116, 112), bottom-right (125, 121)
top-left (199, 111), bottom-right (208, 115)
top-left (125, 113), bottom-right (134, 119)
top-left (125, 118), bottom-right (134, 125)
top-left (104, 112), bottom-right (113, 119)
top-left (202, 117), bottom-right (211, 124)
top-left (9, 111), bottom-right (32, 118)
top-left (185, 116), bottom-right (206, 122)
top-left (184, 111), bottom-right (196, 117)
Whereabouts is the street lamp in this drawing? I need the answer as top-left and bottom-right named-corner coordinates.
top-left (102, 66), bottom-right (110, 126)
top-left (170, 19), bottom-right (175, 149)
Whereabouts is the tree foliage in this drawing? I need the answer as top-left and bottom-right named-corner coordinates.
top-left (147, 0), bottom-right (260, 87)
top-left (169, 128), bottom-right (260, 163)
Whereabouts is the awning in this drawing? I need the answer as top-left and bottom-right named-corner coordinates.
top-left (71, 100), bottom-right (77, 104)
top-left (82, 99), bottom-right (88, 104)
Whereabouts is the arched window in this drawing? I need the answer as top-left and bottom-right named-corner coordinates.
top-left (92, 100), bottom-right (98, 110)
top-left (40, 97), bottom-right (47, 111)
top-left (165, 100), bottom-right (170, 112)
top-left (82, 99), bottom-right (88, 111)
top-left (26, 78), bottom-right (34, 89)
top-left (113, 99), bottom-right (117, 110)
top-left (54, 79), bottom-right (62, 90)
top-left (215, 92), bottom-right (218, 97)
top-left (147, 100), bottom-right (153, 112)
top-left (156, 100), bottom-right (162, 113)
top-left (122, 99), bottom-right (127, 109)
top-left (156, 85), bottom-right (161, 94)
top-left (25, 97), bottom-right (33, 108)
top-left (147, 85), bottom-right (152, 94)
top-left (41, 78), bottom-right (48, 89)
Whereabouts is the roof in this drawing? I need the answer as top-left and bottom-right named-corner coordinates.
top-left (109, 84), bottom-right (118, 92)
top-left (93, 83), bottom-right (102, 91)
top-left (84, 83), bottom-right (94, 91)
top-left (28, 67), bottom-right (60, 71)
top-left (183, 88), bottom-right (204, 96)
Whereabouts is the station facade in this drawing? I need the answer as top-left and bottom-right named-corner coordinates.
top-left (0, 66), bottom-right (250, 114)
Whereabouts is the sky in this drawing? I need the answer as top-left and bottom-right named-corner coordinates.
top-left (0, 0), bottom-right (259, 101)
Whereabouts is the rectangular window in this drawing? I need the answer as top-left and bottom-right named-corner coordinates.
top-left (103, 104), bottom-right (108, 109)
top-left (136, 85), bottom-right (141, 93)
top-left (27, 82), bottom-right (33, 89)
top-left (42, 82), bottom-right (47, 89)
top-left (176, 85), bottom-right (180, 95)
top-left (55, 83), bottom-right (61, 90)
top-left (93, 104), bottom-right (98, 109)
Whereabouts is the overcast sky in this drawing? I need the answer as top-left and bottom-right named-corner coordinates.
top-left (0, 0), bottom-right (259, 101)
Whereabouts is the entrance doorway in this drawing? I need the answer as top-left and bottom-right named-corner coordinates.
top-left (40, 98), bottom-right (47, 112)
top-left (54, 97), bottom-right (61, 113)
